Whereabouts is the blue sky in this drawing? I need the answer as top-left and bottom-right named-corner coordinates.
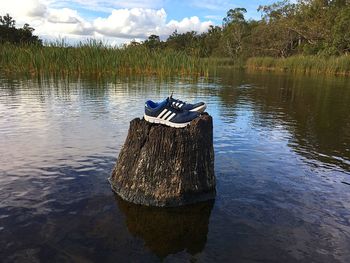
top-left (63, 0), bottom-right (277, 22)
top-left (157, 0), bottom-right (276, 21)
top-left (0, 0), bottom-right (277, 44)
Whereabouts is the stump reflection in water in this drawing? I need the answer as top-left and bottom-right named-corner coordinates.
top-left (115, 195), bottom-right (214, 258)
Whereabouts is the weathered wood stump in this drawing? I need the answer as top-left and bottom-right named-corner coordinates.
top-left (109, 113), bottom-right (216, 207)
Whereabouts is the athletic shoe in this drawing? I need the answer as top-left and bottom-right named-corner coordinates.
top-left (144, 98), bottom-right (199, 128)
top-left (169, 94), bottom-right (206, 113)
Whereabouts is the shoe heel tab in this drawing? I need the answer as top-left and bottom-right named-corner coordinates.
top-left (145, 100), bottom-right (153, 108)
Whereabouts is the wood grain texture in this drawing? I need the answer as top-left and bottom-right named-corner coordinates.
top-left (109, 113), bottom-right (216, 207)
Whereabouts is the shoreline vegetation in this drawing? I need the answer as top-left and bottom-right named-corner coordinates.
top-left (2, 42), bottom-right (350, 77)
top-left (1, 1), bottom-right (350, 77)
top-left (0, 42), bottom-right (214, 77)
top-left (245, 56), bottom-right (350, 76)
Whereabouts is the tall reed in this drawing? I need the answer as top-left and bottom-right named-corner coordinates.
top-left (0, 41), bottom-right (212, 77)
top-left (246, 56), bottom-right (350, 76)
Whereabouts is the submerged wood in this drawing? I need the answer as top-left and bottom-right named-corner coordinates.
top-left (109, 113), bottom-right (216, 207)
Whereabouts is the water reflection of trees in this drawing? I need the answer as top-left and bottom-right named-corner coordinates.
top-left (0, 74), bottom-right (208, 102)
top-left (217, 70), bottom-right (350, 170)
top-left (2, 71), bottom-right (349, 170)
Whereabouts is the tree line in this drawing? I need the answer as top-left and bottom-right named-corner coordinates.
top-left (139, 0), bottom-right (350, 58)
top-left (1, 0), bottom-right (350, 59)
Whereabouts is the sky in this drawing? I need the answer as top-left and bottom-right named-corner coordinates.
top-left (0, 0), bottom-right (277, 45)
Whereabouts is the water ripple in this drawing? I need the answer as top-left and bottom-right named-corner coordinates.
top-left (1, 73), bottom-right (350, 262)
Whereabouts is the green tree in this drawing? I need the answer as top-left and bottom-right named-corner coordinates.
top-left (200, 25), bottom-right (222, 57)
top-left (166, 30), bottom-right (201, 56)
top-left (332, 7), bottom-right (350, 53)
top-left (146, 1), bottom-right (350, 59)
top-left (0, 13), bottom-right (42, 45)
top-left (144, 34), bottom-right (162, 50)
top-left (0, 13), bottom-right (15, 28)
top-left (221, 8), bottom-right (248, 58)
top-left (223, 8), bottom-right (247, 26)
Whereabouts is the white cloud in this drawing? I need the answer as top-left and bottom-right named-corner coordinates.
top-left (0, 0), bottom-right (48, 20)
top-left (0, 0), bottom-right (92, 36)
top-left (0, 0), bottom-right (212, 43)
top-left (48, 8), bottom-right (81, 24)
top-left (93, 8), bottom-right (212, 39)
top-left (93, 8), bottom-right (167, 38)
top-left (166, 16), bottom-right (212, 35)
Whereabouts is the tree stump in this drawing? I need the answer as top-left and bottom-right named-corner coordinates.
top-left (109, 113), bottom-right (216, 207)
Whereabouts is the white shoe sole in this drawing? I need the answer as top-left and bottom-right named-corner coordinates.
top-left (190, 104), bottom-right (206, 113)
top-left (144, 114), bottom-right (191, 128)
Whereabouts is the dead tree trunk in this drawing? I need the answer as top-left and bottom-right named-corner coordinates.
top-left (109, 113), bottom-right (216, 207)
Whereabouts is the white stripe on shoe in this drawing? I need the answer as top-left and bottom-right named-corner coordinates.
top-left (162, 111), bottom-right (172, 120)
top-left (144, 114), bottom-right (191, 128)
top-left (158, 109), bottom-right (168, 118)
top-left (166, 112), bottom-right (176, 121)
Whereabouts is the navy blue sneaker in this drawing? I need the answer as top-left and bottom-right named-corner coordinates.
top-left (144, 98), bottom-right (199, 128)
top-left (169, 94), bottom-right (206, 113)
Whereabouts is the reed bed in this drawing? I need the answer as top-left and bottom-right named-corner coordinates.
top-left (246, 56), bottom-right (350, 76)
top-left (0, 41), bottom-right (212, 77)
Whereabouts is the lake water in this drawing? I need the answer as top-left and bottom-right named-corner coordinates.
top-left (1, 70), bottom-right (350, 262)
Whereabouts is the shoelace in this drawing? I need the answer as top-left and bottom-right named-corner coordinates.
top-left (169, 92), bottom-right (186, 108)
top-left (166, 97), bottom-right (183, 111)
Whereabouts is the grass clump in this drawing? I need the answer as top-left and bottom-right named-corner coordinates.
top-left (246, 56), bottom-right (350, 76)
top-left (0, 40), bottom-right (213, 77)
